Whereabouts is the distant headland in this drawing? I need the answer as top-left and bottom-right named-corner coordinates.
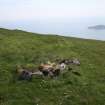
top-left (88, 25), bottom-right (105, 30)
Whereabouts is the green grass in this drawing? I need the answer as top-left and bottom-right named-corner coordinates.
top-left (0, 28), bottom-right (105, 105)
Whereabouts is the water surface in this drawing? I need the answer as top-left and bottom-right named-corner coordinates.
top-left (1, 18), bottom-right (105, 41)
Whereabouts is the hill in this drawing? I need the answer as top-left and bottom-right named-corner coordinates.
top-left (0, 28), bottom-right (105, 105)
top-left (88, 25), bottom-right (105, 30)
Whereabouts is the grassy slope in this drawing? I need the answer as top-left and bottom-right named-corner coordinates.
top-left (0, 28), bottom-right (105, 105)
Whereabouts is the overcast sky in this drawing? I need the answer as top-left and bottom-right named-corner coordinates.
top-left (0, 0), bottom-right (105, 22)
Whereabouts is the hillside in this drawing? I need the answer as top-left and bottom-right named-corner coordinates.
top-left (0, 28), bottom-right (105, 105)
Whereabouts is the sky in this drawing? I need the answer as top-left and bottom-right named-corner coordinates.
top-left (1, 0), bottom-right (105, 41)
top-left (0, 0), bottom-right (105, 22)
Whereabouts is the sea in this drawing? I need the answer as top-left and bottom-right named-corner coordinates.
top-left (1, 17), bottom-right (105, 41)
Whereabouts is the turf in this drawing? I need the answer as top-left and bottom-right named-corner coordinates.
top-left (0, 28), bottom-right (105, 105)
